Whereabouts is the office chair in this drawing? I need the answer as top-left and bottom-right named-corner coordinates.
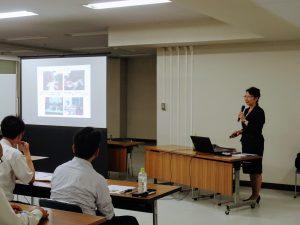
top-left (39, 199), bottom-right (83, 213)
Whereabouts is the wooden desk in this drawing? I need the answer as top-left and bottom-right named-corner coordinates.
top-left (15, 174), bottom-right (181, 225)
top-left (17, 203), bottom-right (105, 225)
top-left (145, 145), bottom-right (261, 214)
top-left (107, 140), bottom-right (143, 174)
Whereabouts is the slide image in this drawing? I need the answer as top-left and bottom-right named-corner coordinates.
top-left (64, 97), bottom-right (84, 116)
top-left (64, 70), bottom-right (85, 90)
top-left (37, 64), bottom-right (91, 118)
top-left (43, 71), bottom-right (63, 91)
top-left (45, 97), bottom-right (63, 115)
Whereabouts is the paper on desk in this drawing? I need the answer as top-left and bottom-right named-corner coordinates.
top-left (108, 185), bottom-right (135, 194)
top-left (31, 156), bottom-right (49, 161)
top-left (232, 153), bottom-right (257, 157)
top-left (35, 172), bottom-right (53, 182)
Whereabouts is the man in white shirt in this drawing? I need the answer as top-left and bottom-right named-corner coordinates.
top-left (51, 127), bottom-right (139, 225)
top-left (0, 116), bottom-right (35, 201)
top-left (0, 143), bottom-right (48, 225)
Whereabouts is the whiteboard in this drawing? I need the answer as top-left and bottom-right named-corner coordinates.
top-left (0, 74), bottom-right (17, 122)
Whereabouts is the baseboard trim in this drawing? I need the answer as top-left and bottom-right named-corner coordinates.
top-left (240, 180), bottom-right (297, 192)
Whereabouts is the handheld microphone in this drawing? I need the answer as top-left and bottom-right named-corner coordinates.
top-left (237, 105), bottom-right (245, 122)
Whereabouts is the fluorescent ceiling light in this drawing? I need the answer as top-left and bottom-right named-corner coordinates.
top-left (66, 31), bottom-right (108, 37)
top-left (84, 0), bottom-right (171, 9)
top-left (72, 46), bottom-right (108, 51)
top-left (0, 11), bottom-right (38, 19)
top-left (119, 53), bottom-right (153, 57)
top-left (9, 49), bottom-right (35, 53)
top-left (6, 36), bottom-right (48, 41)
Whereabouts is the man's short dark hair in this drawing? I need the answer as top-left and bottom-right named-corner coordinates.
top-left (73, 127), bottom-right (101, 160)
top-left (1, 116), bottom-right (25, 139)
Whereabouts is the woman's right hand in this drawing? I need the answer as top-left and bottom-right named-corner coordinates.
top-left (230, 130), bottom-right (242, 139)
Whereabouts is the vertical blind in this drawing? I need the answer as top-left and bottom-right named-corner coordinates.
top-left (157, 46), bottom-right (194, 146)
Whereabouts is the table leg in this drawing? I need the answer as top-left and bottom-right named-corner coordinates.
top-left (225, 163), bottom-right (256, 214)
top-left (127, 147), bottom-right (134, 177)
top-left (153, 200), bottom-right (158, 225)
top-left (122, 147), bottom-right (129, 180)
top-left (126, 147), bottom-right (134, 178)
top-left (234, 167), bottom-right (240, 204)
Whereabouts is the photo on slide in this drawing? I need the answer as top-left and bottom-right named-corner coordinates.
top-left (43, 71), bottom-right (63, 91)
top-left (45, 97), bottom-right (63, 115)
top-left (64, 70), bottom-right (85, 90)
top-left (37, 64), bottom-right (91, 118)
top-left (64, 97), bottom-right (84, 116)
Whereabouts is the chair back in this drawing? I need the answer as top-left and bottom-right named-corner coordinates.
top-left (39, 199), bottom-right (82, 213)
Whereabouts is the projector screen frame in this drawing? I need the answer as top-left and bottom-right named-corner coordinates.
top-left (19, 54), bottom-right (110, 177)
top-left (20, 54), bottom-right (108, 128)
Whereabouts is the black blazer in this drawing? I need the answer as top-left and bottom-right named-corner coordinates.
top-left (241, 105), bottom-right (265, 143)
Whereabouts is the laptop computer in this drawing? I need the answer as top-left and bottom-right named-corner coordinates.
top-left (190, 136), bottom-right (235, 154)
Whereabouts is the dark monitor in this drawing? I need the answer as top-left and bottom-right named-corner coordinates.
top-left (190, 136), bottom-right (214, 153)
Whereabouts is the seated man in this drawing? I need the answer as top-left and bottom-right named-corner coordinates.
top-left (51, 127), bottom-right (139, 225)
top-left (0, 116), bottom-right (35, 201)
top-left (0, 143), bottom-right (48, 225)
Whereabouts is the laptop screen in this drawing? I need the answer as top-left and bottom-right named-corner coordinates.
top-left (190, 136), bottom-right (214, 153)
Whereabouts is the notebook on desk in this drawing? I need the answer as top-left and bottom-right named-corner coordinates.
top-left (108, 185), bottom-right (135, 194)
top-left (190, 136), bottom-right (235, 154)
top-left (35, 171), bottom-right (53, 182)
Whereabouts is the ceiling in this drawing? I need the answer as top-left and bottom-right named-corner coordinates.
top-left (252, 0), bottom-right (300, 28)
top-left (0, 0), bottom-right (209, 57)
top-left (1, 0), bottom-right (300, 57)
top-left (174, 0), bottom-right (300, 40)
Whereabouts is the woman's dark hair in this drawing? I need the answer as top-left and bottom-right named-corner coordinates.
top-left (1, 116), bottom-right (25, 139)
top-left (246, 87), bottom-right (261, 100)
top-left (73, 127), bottom-right (102, 160)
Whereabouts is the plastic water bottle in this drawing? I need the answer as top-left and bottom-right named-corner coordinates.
top-left (138, 167), bottom-right (147, 193)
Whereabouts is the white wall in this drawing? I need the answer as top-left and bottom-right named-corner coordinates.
top-left (107, 56), bottom-right (157, 139)
top-left (0, 60), bottom-right (18, 126)
top-left (0, 74), bottom-right (17, 122)
top-left (126, 56), bottom-right (157, 139)
top-left (157, 43), bottom-right (300, 185)
top-left (107, 58), bottom-right (125, 138)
